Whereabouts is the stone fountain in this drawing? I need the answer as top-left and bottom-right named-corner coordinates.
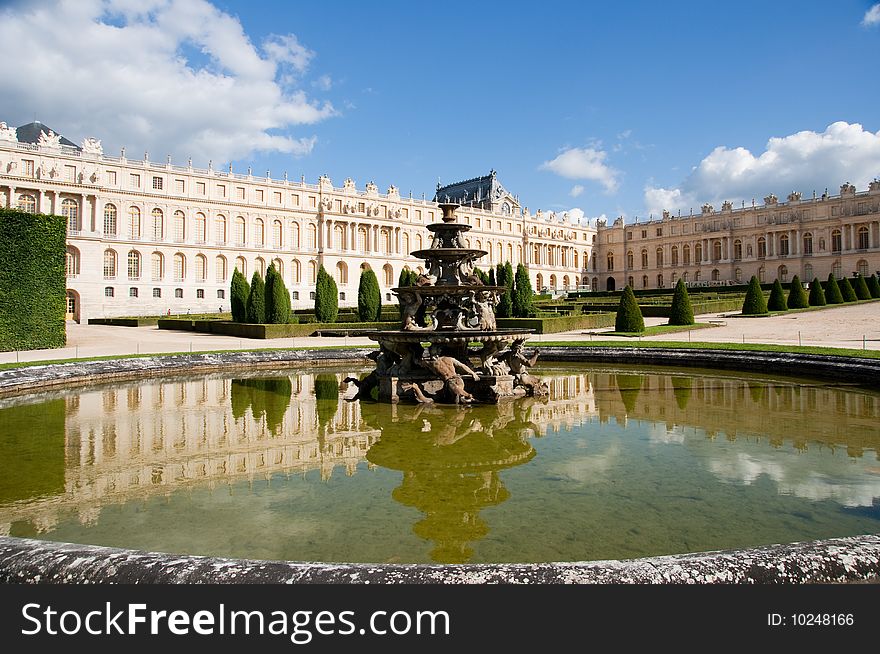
top-left (350, 203), bottom-right (547, 404)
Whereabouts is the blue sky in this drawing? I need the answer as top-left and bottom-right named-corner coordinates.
top-left (1, 0), bottom-right (879, 224)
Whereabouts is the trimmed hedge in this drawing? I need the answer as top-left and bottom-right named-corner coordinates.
top-left (667, 278), bottom-right (695, 326)
top-left (265, 264), bottom-right (291, 324)
top-left (869, 274), bottom-right (880, 299)
top-left (767, 279), bottom-right (787, 311)
top-left (357, 268), bottom-right (382, 322)
top-left (853, 274), bottom-right (871, 301)
top-left (496, 313), bottom-right (615, 334)
top-left (230, 268), bottom-right (249, 323)
top-left (824, 274), bottom-right (844, 304)
top-left (839, 277), bottom-right (857, 303)
top-left (513, 263), bottom-right (535, 318)
top-left (160, 319), bottom-right (396, 338)
top-left (808, 277), bottom-right (826, 306)
top-left (88, 317), bottom-right (159, 327)
top-left (246, 271), bottom-right (266, 324)
top-left (0, 208), bottom-right (66, 351)
top-left (741, 276), bottom-right (768, 315)
top-left (787, 275), bottom-right (809, 309)
top-left (315, 264), bottom-right (338, 323)
top-left (615, 286), bottom-right (645, 332)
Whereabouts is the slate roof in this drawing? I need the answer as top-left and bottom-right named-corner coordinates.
top-left (434, 170), bottom-right (508, 208)
top-left (15, 121), bottom-right (80, 149)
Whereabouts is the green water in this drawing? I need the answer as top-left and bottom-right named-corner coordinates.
top-left (0, 364), bottom-right (878, 564)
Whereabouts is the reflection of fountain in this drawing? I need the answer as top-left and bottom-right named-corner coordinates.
top-left (362, 400), bottom-right (541, 563)
top-left (356, 203), bottom-right (548, 403)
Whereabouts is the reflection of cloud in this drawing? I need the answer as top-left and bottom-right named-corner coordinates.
top-left (545, 442), bottom-right (619, 483)
top-left (706, 451), bottom-right (880, 507)
top-left (648, 423), bottom-right (684, 445)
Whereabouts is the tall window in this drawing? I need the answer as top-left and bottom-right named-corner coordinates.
top-left (273, 220), bottom-right (283, 249)
top-left (779, 234), bottom-right (789, 257)
top-left (380, 228), bottom-right (391, 254)
top-left (151, 208), bottom-right (163, 240)
top-left (253, 218), bottom-right (264, 246)
top-left (195, 254), bottom-right (207, 282)
top-left (383, 264), bottom-right (394, 287)
top-left (255, 257), bottom-right (265, 277)
top-left (656, 247), bottom-right (664, 267)
top-left (606, 252), bottom-right (614, 272)
top-left (173, 210), bottom-right (185, 241)
top-left (831, 261), bottom-right (842, 279)
top-left (858, 259), bottom-right (869, 277)
top-left (291, 259), bottom-right (301, 284)
top-left (215, 214), bottom-right (227, 244)
top-left (802, 232), bottom-right (813, 255)
top-left (129, 206), bottom-right (141, 238)
top-left (334, 224), bottom-right (345, 250)
top-left (778, 265), bottom-right (788, 282)
top-left (657, 273), bottom-right (664, 287)
top-left (309, 260), bottom-right (317, 284)
top-left (272, 258), bottom-right (283, 277)
top-left (151, 252), bottom-right (164, 281)
top-left (195, 213), bottom-right (206, 242)
top-left (711, 269), bottom-right (720, 281)
top-left (173, 253), bottom-right (185, 281)
top-left (103, 204), bottom-right (117, 235)
top-left (627, 250), bottom-right (634, 268)
top-left (103, 249), bottom-right (117, 279)
top-left (306, 224), bottom-right (317, 249)
top-left (62, 198), bottom-right (79, 232)
top-left (804, 264), bottom-right (813, 281)
top-left (735, 268), bottom-right (742, 283)
top-left (127, 250), bottom-right (141, 279)
top-left (235, 256), bottom-right (247, 276)
top-left (671, 246), bottom-right (679, 266)
top-left (235, 216), bottom-right (246, 245)
top-left (401, 232), bottom-right (409, 254)
top-left (642, 275), bottom-right (648, 289)
top-left (288, 223), bottom-right (299, 249)
top-left (694, 243), bottom-right (703, 262)
top-left (857, 226), bottom-right (869, 249)
top-left (683, 244), bottom-right (690, 265)
top-left (215, 255), bottom-right (227, 282)
top-left (757, 237), bottom-right (766, 258)
top-left (713, 241), bottom-right (722, 261)
top-left (733, 240), bottom-right (742, 261)
top-left (831, 229), bottom-right (842, 253)
top-left (65, 247), bottom-right (80, 277)
top-left (17, 194), bottom-right (36, 213)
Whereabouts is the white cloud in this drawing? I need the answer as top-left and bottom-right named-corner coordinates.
top-left (540, 146), bottom-right (620, 193)
top-left (569, 184), bottom-right (584, 197)
top-left (312, 74), bottom-right (333, 91)
top-left (0, 0), bottom-right (336, 163)
top-left (863, 3), bottom-right (880, 26)
top-left (643, 121), bottom-right (880, 216)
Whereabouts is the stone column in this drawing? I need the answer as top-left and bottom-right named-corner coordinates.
top-left (7, 185), bottom-right (15, 208)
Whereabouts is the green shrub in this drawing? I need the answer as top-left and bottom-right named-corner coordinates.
top-left (496, 262), bottom-right (513, 318)
top-left (853, 274), bottom-right (871, 301)
top-left (808, 277), bottom-right (826, 306)
top-left (246, 271), bottom-right (266, 324)
top-left (741, 276), bottom-right (768, 315)
top-left (824, 273), bottom-right (844, 304)
top-left (357, 268), bottom-right (382, 321)
top-left (0, 208), bottom-right (66, 351)
top-left (488, 267), bottom-right (496, 286)
top-left (868, 274), bottom-right (880, 299)
top-left (230, 268), bottom-right (249, 323)
top-left (787, 275), bottom-right (809, 309)
top-left (513, 263), bottom-right (535, 318)
top-left (475, 268), bottom-right (490, 285)
top-left (667, 278), bottom-right (694, 325)
top-left (615, 285), bottom-right (645, 332)
top-left (315, 265), bottom-right (339, 323)
top-left (840, 277), bottom-right (857, 302)
top-left (767, 279), bottom-right (787, 311)
top-left (264, 264), bottom-right (291, 324)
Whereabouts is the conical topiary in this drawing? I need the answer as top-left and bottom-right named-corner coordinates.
top-left (767, 279), bottom-right (787, 311)
top-left (615, 285), bottom-right (645, 332)
top-left (230, 267), bottom-right (250, 323)
top-left (512, 263), bottom-right (534, 318)
top-left (265, 263), bottom-right (291, 324)
top-left (840, 276), bottom-right (857, 302)
top-left (853, 274), bottom-right (871, 301)
top-left (808, 277), bottom-right (826, 306)
top-left (868, 274), bottom-right (880, 299)
top-left (741, 276), bottom-right (768, 315)
top-left (824, 273), bottom-right (844, 304)
top-left (245, 271), bottom-right (266, 323)
top-left (357, 268), bottom-right (382, 321)
top-left (667, 277), bottom-right (694, 326)
top-left (787, 275), bottom-right (809, 309)
top-left (315, 265), bottom-right (339, 323)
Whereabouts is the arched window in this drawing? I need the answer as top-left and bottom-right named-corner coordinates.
top-left (380, 228), bottom-right (391, 254)
top-left (656, 247), bottom-right (664, 267)
top-left (273, 220), bottom-right (283, 249)
top-left (518, 245), bottom-right (524, 264)
top-left (642, 275), bottom-right (649, 289)
top-left (103, 249), bottom-right (117, 279)
top-left (802, 232), bottom-right (812, 255)
top-left (308, 260), bottom-right (318, 284)
top-left (712, 240), bottom-right (722, 261)
top-left (757, 237), bottom-right (766, 258)
top-left (336, 261), bottom-right (348, 284)
top-left (671, 246), bottom-right (679, 266)
top-left (683, 244), bottom-right (690, 265)
top-left (779, 234), bottom-right (789, 257)
top-left (641, 249), bottom-right (648, 269)
top-left (682, 271), bottom-right (689, 282)
top-left (694, 243), bottom-right (703, 262)
top-left (563, 275), bottom-right (570, 290)
top-left (104, 204), bottom-right (117, 235)
top-left (508, 243), bottom-right (514, 263)
top-left (306, 223), bottom-right (317, 249)
top-left (173, 210), bottom-right (185, 241)
top-left (496, 243), bottom-right (503, 263)
top-left (291, 259), bottom-right (301, 284)
top-left (195, 213), bottom-right (206, 242)
top-left (628, 276), bottom-right (635, 289)
top-left (549, 274), bottom-right (557, 289)
top-left (591, 277), bottom-right (598, 292)
top-left (671, 272), bottom-right (677, 285)
top-left (606, 252), bottom-right (614, 272)
top-left (253, 218), bottom-right (265, 247)
top-left (734, 268), bottom-right (742, 283)
top-left (733, 240), bottom-right (742, 261)
top-left (657, 273), bottom-right (664, 288)
top-left (215, 255), bottom-right (227, 282)
top-left (401, 232), bottom-right (409, 254)
top-left (857, 259), bottom-right (869, 277)
top-left (778, 265), bottom-right (788, 282)
top-left (831, 229), bottom-right (842, 253)
top-left (536, 273), bottom-right (543, 290)
top-left (803, 263), bottom-right (812, 281)
top-left (291, 222), bottom-right (301, 249)
top-left (857, 226), bottom-right (869, 249)
top-left (151, 252), bottom-right (164, 281)
top-left (127, 250), bottom-right (142, 279)
top-left (17, 194), bottom-right (36, 213)
top-left (129, 206), bottom-right (141, 239)
top-left (272, 258), bottom-right (283, 277)
top-left (695, 270), bottom-right (702, 282)
top-left (358, 227), bottom-right (370, 252)
top-left (215, 214), bottom-right (227, 244)
top-left (711, 269), bottom-right (720, 281)
top-left (831, 261), bottom-right (841, 279)
top-left (758, 266), bottom-right (765, 283)
top-left (195, 254), bottom-right (207, 282)
top-left (255, 257), bottom-right (265, 277)
top-left (235, 216), bottom-right (246, 245)
top-left (334, 224), bottom-right (345, 250)
top-left (151, 208), bottom-right (163, 240)
top-left (173, 253), bottom-right (185, 281)
top-left (62, 198), bottom-right (79, 231)
top-left (383, 264), bottom-right (394, 287)
top-left (415, 234), bottom-right (423, 249)
top-left (627, 250), bottom-right (634, 268)
top-left (235, 256), bottom-right (247, 276)
top-left (65, 246), bottom-right (80, 277)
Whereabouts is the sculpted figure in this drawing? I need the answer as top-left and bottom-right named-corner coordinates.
top-left (496, 339), bottom-right (548, 396)
top-left (417, 353), bottom-right (480, 404)
top-left (400, 290), bottom-right (431, 331)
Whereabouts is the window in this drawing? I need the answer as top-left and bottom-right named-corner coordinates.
top-left (130, 287), bottom-right (139, 297)
top-left (215, 214), bottom-right (227, 244)
top-left (173, 210), bottom-right (185, 241)
top-left (831, 229), bottom-right (842, 253)
top-left (235, 256), bottom-right (247, 276)
top-left (778, 265), bottom-right (788, 282)
top-left (671, 246), bottom-right (679, 266)
top-left (196, 182), bottom-right (206, 195)
top-left (857, 260), bottom-right (869, 277)
top-left (236, 187), bottom-right (245, 200)
top-left (217, 289), bottom-right (226, 299)
top-left (627, 250), bottom-right (634, 268)
top-left (310, 291), bottom-right (316, 300)
top-left (383, 264), bottom-right (394, 287)
top-left (273, 220), bottom-right (283, 248)
top-left (656, 228), bottom-right (662, 237)
top-left (339, 292), bottom-right (346, 301)
top-left (215, 255), bottom-right (227, 282)
top-left (832, 261), bottom-right (842, 279)
top-left (62, 198), bottom-right (79, 231)
top-left (174, 179), bottom-right (184, 193)
top-left (255, 257), bottom-right (265, 277)
top-left (65, 165), bottom-right (76, 181)
top-left (129, 174), bottom-right (141, 188)
top-left (22, 159), bottom-right (34, 177)
top-left (127, 251), bottom-right (141, 279)
top-left (291, 259), bottom-right (301, 284)
top-left (711, 269), bottom-right (720, 281)
top-left (196, 289), bottom-right (205, 299)
top-left (153, 288), bottom-right (162, 298)
top-left (757, 237), bottom-right (766, 258)
top-left (65, 247), bottom-right (80, 277)
top-left (235, 216), bottom-right (246, 245)
top-left (385, 293), bottom-right (391, 301)
top-left (104, 204), bottom-right (117, 235)
top-left (273, 192), bottom-right (282, 205)
top-left (695, 243), bottom-right (703, 262)
top-left (857, 226), bottom-right (869, 249)
top-left (173, 253), bottom-right (185, 281)
top-left (336, 261), bottom-right (348, 284)
top-left (195, 254), bottom-right (207, 282)
top-left (17, 194), bottom-right (36, 213)
top-left (628, 276), bottom-right (634, 289)
top-left (641, 230), bottom-right (647, 239)
top-left (103, 249), bottom-right (117, 278)
top-left (735, 268), bottom-right (742, 283)
top-left (306, 224), bottom-right (317, 249)
top-left (713, 241), bottom-right (722, 261)
top-left (151, 208), bottom-right (163, 240)
top-left (195, 213), bottom-right (206, 242)
top-left (606, 252), bottom-right (614, 272)
top-left (803, 233), bottom-right (813, 255)
top-left (657, 274), bottom-right (664, 287)
top-left (804, 264), bottom-right (813, 281)
top-left (105, 287), bottom-right (114, 298)
top-left (216, 184), bottom-right (226, 198)
top-left (291, 223), bottom-right (301, 249)
top-left (733, 240), bottom-right (742, 261)
top-left (656, 247), bottom-right (664, 267)
top-left (256, 190), bottom-right (264, 202)
top-left (151, 252), bottom-right (163, 281)
top-left (683, 244), bottom-right (690, 265)
top-left (779, 234), bottom-right (789, 257)
top-left (129, 206), bottom-right (141, 238)
top-left (175, 288), bottom-right (183, 298)
top-left (152, 176), bottom-right (163, 190)
top-left (642, 275), bottom-right (648, 289)
top-left (292, 291), bottom-right (299, 301)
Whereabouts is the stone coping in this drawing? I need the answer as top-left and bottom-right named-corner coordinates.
top-left (0, 346), bottom-right (878, 583)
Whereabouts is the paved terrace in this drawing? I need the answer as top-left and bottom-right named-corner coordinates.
top-left (1, 302), bottom-right (878, 364)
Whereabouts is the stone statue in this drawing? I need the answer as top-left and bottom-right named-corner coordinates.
top-left (417, 353), bottom-right (480, 404)
top-left (496, 339), bottom-right (548, 396)
top-left (476, 340), bottom-right (510, 375)
top-left (400, 290), bottom-right (431, 331)
top-left (81, 137), bottom-right (103, 156)
top-left (0, 122), bottom-right (17, 142)
top-left (37, 129), bottom-right (61, 149)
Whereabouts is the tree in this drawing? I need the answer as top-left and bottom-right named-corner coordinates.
top-left (314, 264), bottom-right (339, 323)
top-left (824, 273), bottom-right (844, 304)
top-left (615, 285), bottom-right (645, 332)
top-left (667, 277), bottom-right (695, 325)
top-left (488, 267), bottom-right (496, 286)
top-left (513, 263), bottom-right (535, 318)
top-left (853, 274), bottom-right (871, 301)
top-left (741, 276), bottom-right (768, 315)
top-left (474, 268), bottom-right (490, 285)
top-left (397, 268), bottom-right (417, 319)
top-left (230, 268), bottom-right (250, 323)
top-left (786, 275), bottom-right (809, 309)
top-left (868, 274), bottom-right (880, 299)
top-left (808, 277), bottom-right (826, 306)
top-left (767, 279), bottom-right (787, 311)
top-left (496, 262), bottom-right (513, 318)
top-left (245, 271), bottom-right (266, 323)
top-left (839, 276), bottom-right (857, 302)
top-left (265, 263), bottom-right (291, 324)
top-left (357, 268), bottom-right (382, 321)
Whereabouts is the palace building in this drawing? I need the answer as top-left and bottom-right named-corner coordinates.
top-left (0, 120), bottom-right (878, 322)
